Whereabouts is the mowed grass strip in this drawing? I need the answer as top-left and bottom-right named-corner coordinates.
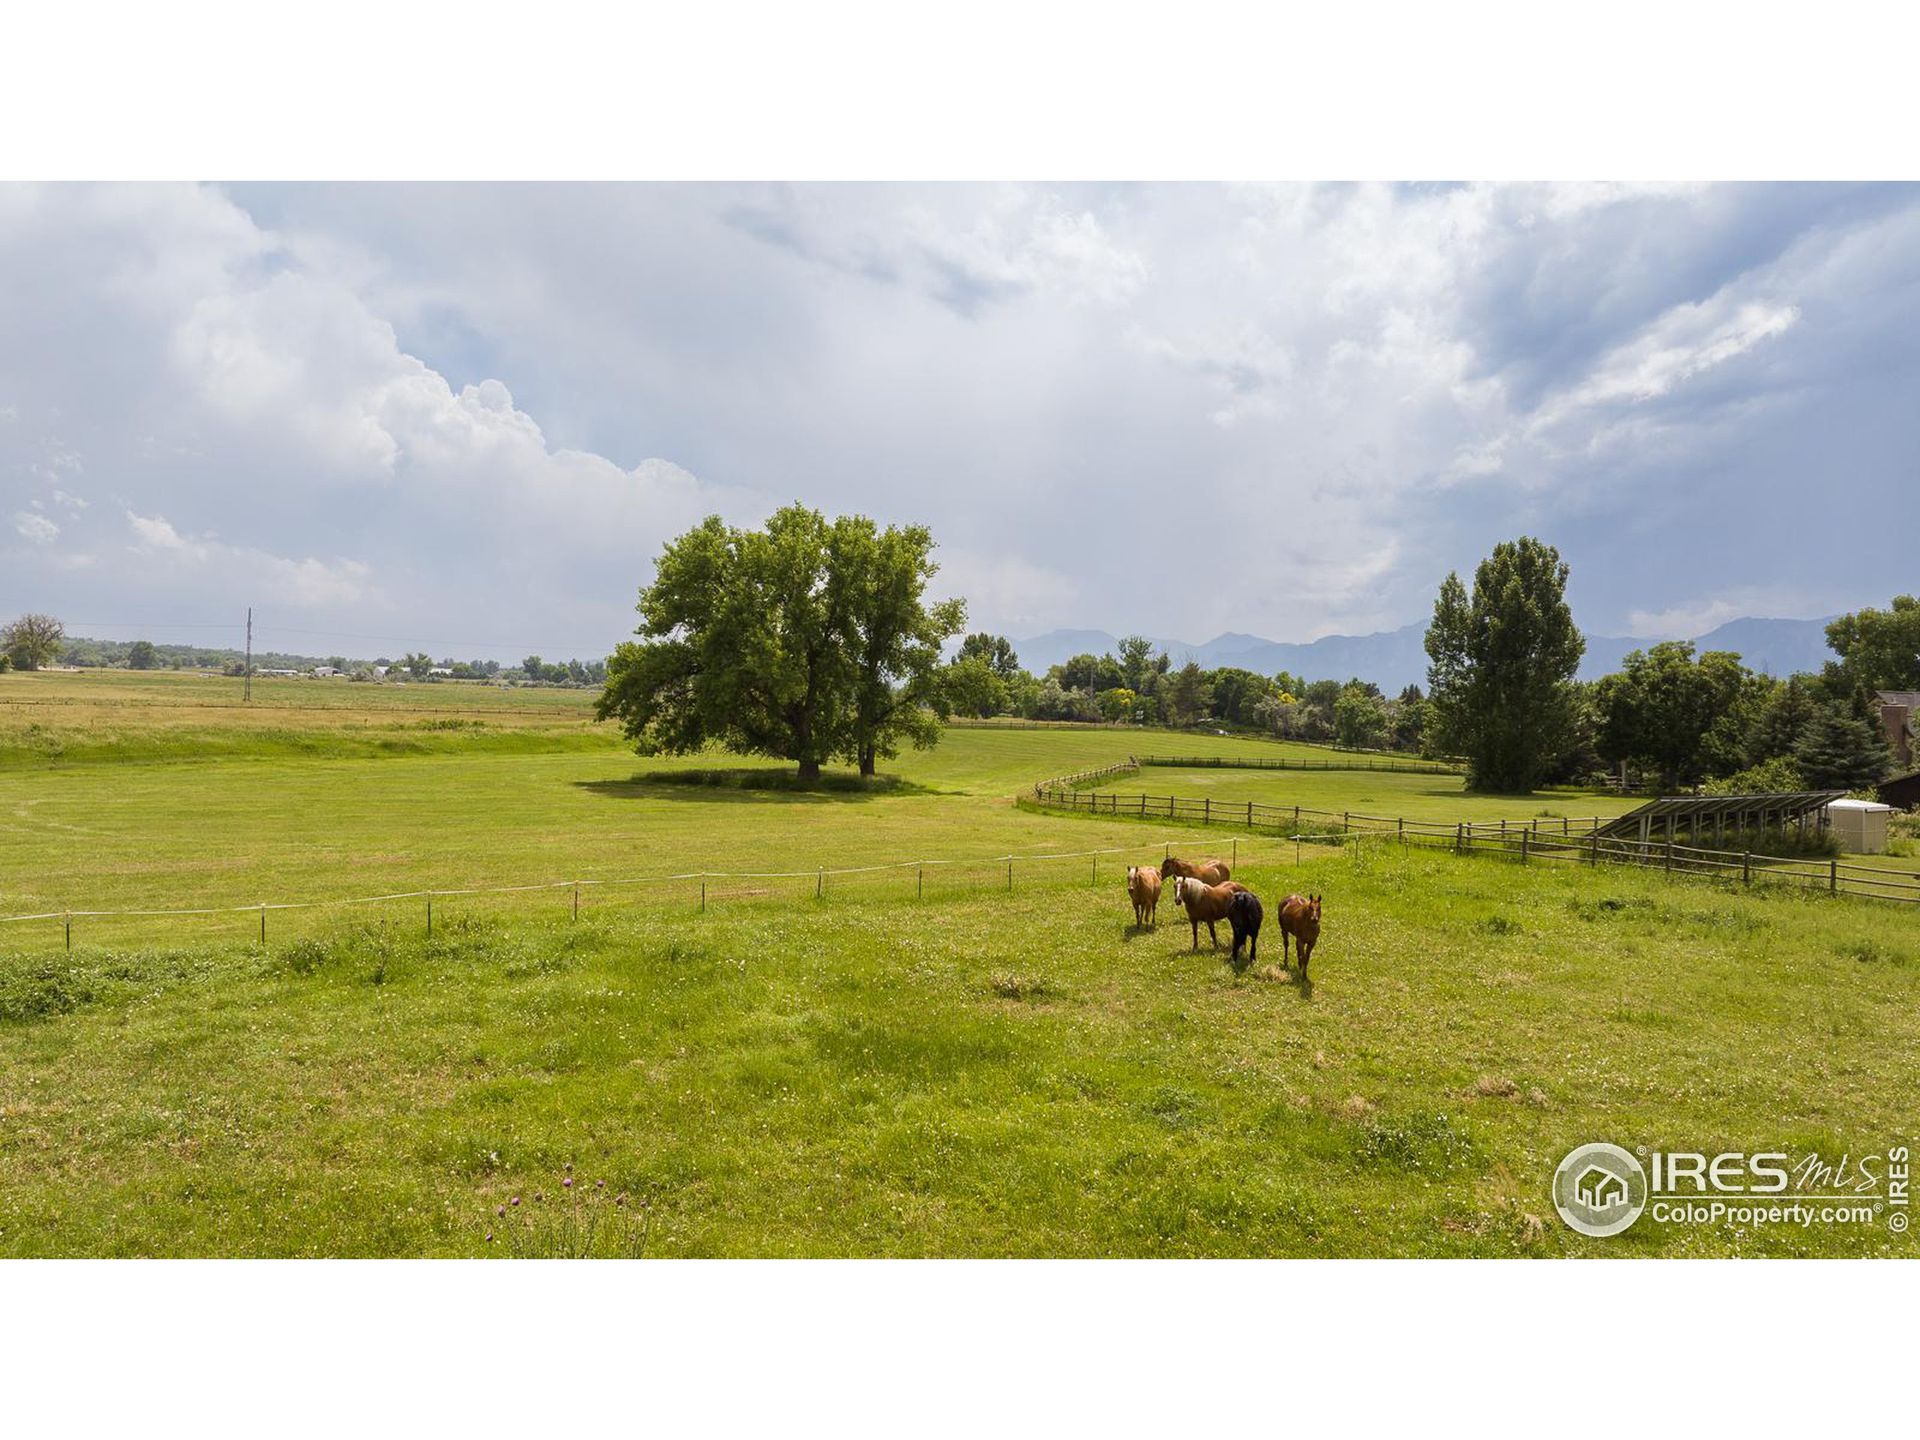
top-left (1, 669), bottom-right (611, 766)
top-left (1, 845), bottom-right (1914, 1257)
top-left (1080, 763), bottom-right (1642, 826)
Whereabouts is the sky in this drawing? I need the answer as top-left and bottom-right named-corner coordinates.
top-left (2, 181), bottom-right (1916, 662)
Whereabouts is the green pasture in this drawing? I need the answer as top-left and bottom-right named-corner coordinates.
top-left (1, 668), bottom-right (1914, 1257)
top-left (1088, 762), bottom-right (1641, 826)
top-left (2, 844), bottom-right (1914, 1257)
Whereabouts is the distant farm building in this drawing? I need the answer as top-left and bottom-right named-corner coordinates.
top-left (1826, 798), bottom-right (1894, 854)
top-left (1878, 691), bottom-right (1918, 770)
top-left (1879, 770), bottom-right (1920, 812)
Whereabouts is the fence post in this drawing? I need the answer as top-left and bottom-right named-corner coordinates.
top-left (427, 896), bottom-right (433, 937)
top-left (260, 903), bottom-right (267, 944)
top-left (1007, 857), bottom-right (1014, 892)
top-left (573, 883), bottom-right (580, 921)
top-left (1204, 797), bottom-right (1211, 825)
top-left (816, 870), bottom-right (823, 899)
top-left (1456, 822), bottom-right (1464, 854)
top-left (918, 865), bottom-right (923, 899)
top-left (1092, 855), bottom-right (1097, 888)
top-left (1343, 811), bottom-right (1349, 834)
top-left (1247, 801), bottom-right (1254, 828)
top-left (1743, 851), bottom-right (1751, 886)
top-left (701, 880), bottom-right (707, 912)
top-left (1590, 833), bottom-right (1598, 866)
top-left (1295, 805), bottom-right (1300, 828)
top-left (1520, 831), bottom-right (1529, 864)
top-left (1830, 858), bottom-right (1838, 894)
top-left (1665, 840), bottom-right (1673, 875)
top-left (65, 910), bottom-right (71, 953)
top-left (1398, 816), bottom-right (1404, 845)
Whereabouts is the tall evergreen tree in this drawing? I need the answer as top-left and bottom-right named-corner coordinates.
top-left (1793, 698), bottom-right (1893, 790)
top-left (1424, 537), bottom-right (1585, 792)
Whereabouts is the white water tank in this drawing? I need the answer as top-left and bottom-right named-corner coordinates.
top-left (1826, 798), bottom-right (1893, 854)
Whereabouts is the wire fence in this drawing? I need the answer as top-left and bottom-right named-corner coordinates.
top-left (0, 829), bottom-right (1286, 954)
top-left (1029, 780), bottom-right (1920, 905)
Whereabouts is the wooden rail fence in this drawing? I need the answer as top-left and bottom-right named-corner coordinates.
top-left (1029, 780), bottom-right (1920, 905)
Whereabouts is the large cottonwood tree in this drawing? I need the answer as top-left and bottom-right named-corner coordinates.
top-left (596, 506), bottom-right (963, 780)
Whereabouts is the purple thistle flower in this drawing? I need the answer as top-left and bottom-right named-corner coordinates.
top-left (511, 1196), bottom-right (521, 1206)
top-left (485, 1232), bottom-right (494, 1243)
top-left (563, 1177), bottom-right (574, 1188)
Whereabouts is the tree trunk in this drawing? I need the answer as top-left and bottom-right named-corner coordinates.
top-left (859, 745), bottom-right (876, 777)
top-left (797, 757), bottom-right (822, 782)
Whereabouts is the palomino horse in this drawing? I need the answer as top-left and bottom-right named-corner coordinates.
top-left (1125, 864), bottom-right (1161, 927)
top-left (1276, 893), bottom-right (1322, 971)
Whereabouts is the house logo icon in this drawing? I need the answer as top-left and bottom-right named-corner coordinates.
top-left (1553, 1143), bottom-right (1648, 1237)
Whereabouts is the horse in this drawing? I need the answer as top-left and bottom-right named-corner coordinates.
top-left (1161, 854), bottom-right (1232, 887)
top-left (1227, 890), bottom-right (1263, 968)
top-left (1125, 864), bottom-right (1162, 927)
top-left (1276, 893), bottom-right (1322, 971)
top-left (1171, 875), bottom-right (1245, 952)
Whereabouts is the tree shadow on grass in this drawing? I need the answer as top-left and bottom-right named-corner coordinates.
top-left (574, 767), bottom-right (936, 804)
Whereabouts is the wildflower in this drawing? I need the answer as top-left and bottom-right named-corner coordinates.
top-left (486, 1232), bottom-right (494, 1243)
top-left (496, 1205), bottom-right (505, 1217)
top-left (563, 1177), bottom-right (574, 1188)
top-left (511, 1196), bottom-right (521, 1206)
top-left (596, 1180), bottom-right (605, 1189)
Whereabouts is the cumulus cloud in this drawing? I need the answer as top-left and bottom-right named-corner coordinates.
top-left (1, 181), bottom-right (1917, 658)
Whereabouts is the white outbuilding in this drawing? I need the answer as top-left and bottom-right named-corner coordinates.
top-left (1825, 797), bottom-right (1894, 854)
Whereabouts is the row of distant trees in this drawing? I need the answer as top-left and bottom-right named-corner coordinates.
top-left (944, 633), bottom-right (1428, 751)
top-left (945, 542), bottom-right (1912, 795)
top-left (0, 615), bottom-right (606, 687)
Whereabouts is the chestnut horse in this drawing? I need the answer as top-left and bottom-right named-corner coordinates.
top-left (1161, 854), bottom-right (1232, 887)
top-left (1276, 893), bottom-right (1322, 971)
top-left (1170, 875), bottom-right (1246, 951)
top-left (1125, 864), bottom-right (1162, 927)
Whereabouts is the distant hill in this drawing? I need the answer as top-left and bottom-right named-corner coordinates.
top-left (1014, 615), bottom-right (1839, 692)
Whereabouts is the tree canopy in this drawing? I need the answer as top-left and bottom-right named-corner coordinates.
top-left (1594, 642), bottom-right (1756, 790)
top-left (596, 506), bottom-right (964, 779)
top-left (1823, 594), bottom-right (1920, 693)
top-left (2, 613), bottom-right (64, 671)
top-left (1424, 537), bottom-right (1585, 792)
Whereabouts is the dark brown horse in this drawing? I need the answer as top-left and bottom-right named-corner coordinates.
top-left (1276, 893), bottom-right (1322, 971)
top-left (1227, 889), bottom-right (1263, 968)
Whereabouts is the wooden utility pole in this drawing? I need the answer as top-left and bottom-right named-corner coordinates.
top-left (244, 606), bottom-right (253, 703)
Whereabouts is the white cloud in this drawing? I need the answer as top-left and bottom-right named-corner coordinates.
top-left (125, 509), bottom-right (373, 606)
top-left (14, 510), bottom-right (58, 543)
top-left (1, 181), bottom-right (1916, 655)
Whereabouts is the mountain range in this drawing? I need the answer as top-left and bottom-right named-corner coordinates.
top-left (1012, 616), bottom-right (1839, 693)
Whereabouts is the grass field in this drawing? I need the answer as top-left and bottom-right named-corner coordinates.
top-left (1088, 762), bottom-right (1642, 826)
top-left (2, 669), bottom-right (1915, 1257)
